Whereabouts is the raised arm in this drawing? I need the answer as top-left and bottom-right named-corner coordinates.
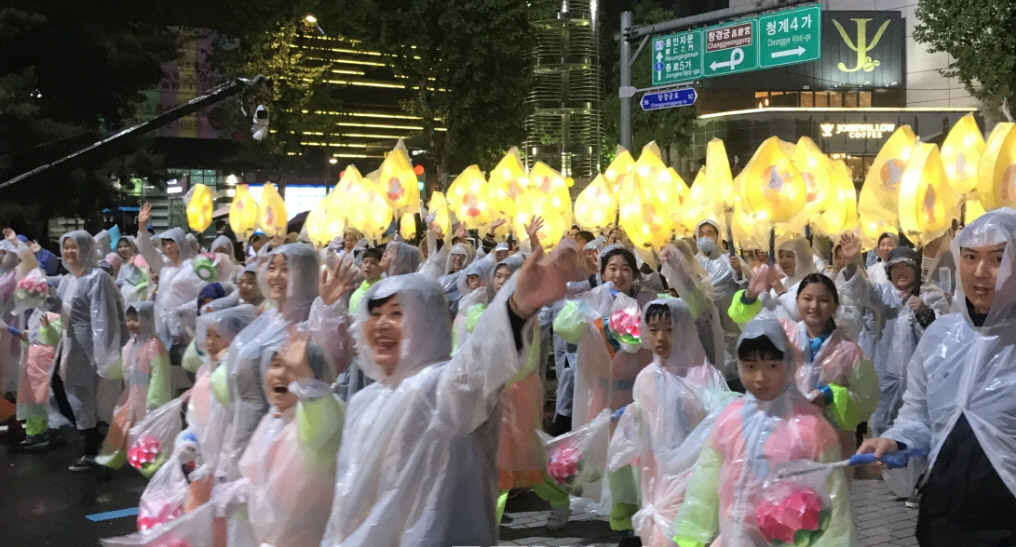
top-left (135, 203), bottom-right (167, 274)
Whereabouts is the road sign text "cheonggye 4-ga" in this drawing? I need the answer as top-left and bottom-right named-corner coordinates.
top-left (651, 3), bottom-right (821, 87)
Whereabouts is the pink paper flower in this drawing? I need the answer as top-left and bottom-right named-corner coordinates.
top-left (756, 487), bottom-right (824, 544)
top-left (128, 436), bottom-right (163, 469)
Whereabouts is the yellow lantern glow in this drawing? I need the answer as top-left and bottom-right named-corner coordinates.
top-left (619, 173), bottom-right (671, 251)
top-left (229, 184), bottom-right (259, 238)
top-left (858, 125), bottom-right (917, 233)
top-left (965, 195), bottom-right (987, 224)
top-left (378, 139), bottom-right (421, 215)
top-left (574, 174), bottom-right (617, 232)
top-left (732, 198), bottom-right (768, 250)
top-left (185, 183), bottom-right (215, 233)
top-left (899, 143), bottom-right (959, 246)
top-left (811, 159), bottom-right (858, 237)
top-left (603, 146), bottom-right (635, 198)
top-left (740, 137), bottom-right (807, 224)
top-left (514, 162), bottom-right (572, 249)
top-left (446, 165), bottom-right (492, 230)
top-left (941, 113), bottom-right (985, 195)
top-left (977, 122), bottom-right (1016, 211)
top-left (257, 183), bottom-right (287, 237)
top-left (488, 147), bottom-right (529, 221)
top-left (399, 212), bottom-right (417, 240)
top-left (681, 169), bottom-right (713, 234)
top-left (790, 136), bottom-right (832, 216)
top-left (706, 138), bottom-right (736, 212)
top-left (305, 183), bottom-right (347, 248)
top-left (345, 171), bottom-right (393, 242)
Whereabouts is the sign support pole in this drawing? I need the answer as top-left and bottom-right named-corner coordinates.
top-left (620, 11), bottom-right (634, 151)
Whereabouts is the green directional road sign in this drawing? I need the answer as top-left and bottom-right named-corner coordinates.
top-left (647, 3), bottom-right (822, 85)
top-left (651, 30), bottom-right (703, 86)
top-left (702, 19), bottom-right (759, 77)
top-left (758, 4), bottom-right (822, 69)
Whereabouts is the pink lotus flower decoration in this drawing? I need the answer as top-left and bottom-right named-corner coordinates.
top-left (547, 444), bottom-right (582, 484)
top-left (608, 308), bottom-right (641, 346)
top-left (756, 487), bottom-right (825, 544)
top-left (128, 436), bottom-right (162, 470)
top-left (137, 503), bottom-right (183, 532)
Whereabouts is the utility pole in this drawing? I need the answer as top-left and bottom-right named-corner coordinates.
top-left (617, 0), bottom-right (810, 149)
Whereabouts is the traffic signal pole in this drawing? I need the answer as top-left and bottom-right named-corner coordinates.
top-left (618, 0), bottom-right (811, 149)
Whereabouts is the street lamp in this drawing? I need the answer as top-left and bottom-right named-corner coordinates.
top-left (303, 14), bottom-right (325, 35)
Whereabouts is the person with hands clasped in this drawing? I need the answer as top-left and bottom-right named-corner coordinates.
top-left (857, 209), bottom-right (1016, 546)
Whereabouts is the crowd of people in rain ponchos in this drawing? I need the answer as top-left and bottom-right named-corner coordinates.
top-left (1, 201), bottom-right (1015, 547)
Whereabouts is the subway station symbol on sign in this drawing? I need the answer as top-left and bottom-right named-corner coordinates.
top-left (702, 19), bottom-right (758, 77)
top-left (758, 4), bottom-right (822, 68)
top-left (651, 29), bottom-right (704, 86)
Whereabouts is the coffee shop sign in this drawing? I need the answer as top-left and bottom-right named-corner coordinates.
top-left (819, 122), bottom-right (896, 139)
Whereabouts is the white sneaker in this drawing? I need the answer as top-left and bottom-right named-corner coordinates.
top-left (546, 505), bottom-right (571, 530)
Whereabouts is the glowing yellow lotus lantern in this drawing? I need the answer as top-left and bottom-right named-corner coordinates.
top-left (619, 173), bottom-right (671, 251)
top-left (399, 212), bottom-right (417, 240)
top-left (379, 139), bottom-right (421, 215)
top-left (185, 184), bottom-right (215, 233)
top-left (514, 162), bottom-right (571, 249)
top-left (664, 167), bottom-right (692, 236)
top-left (305, 187), bottom-right (345, 248)
top-left (446, 165), bottom-right (492, 230)
top-left (858, 125), bottom-right (917, 234)
top-left (345, 171), bottom-right (393, 242)
top-left (229, 184), bottom-right (259, 238)
top-left (978, 122), bottom-right (1016, 211)
top-left (681, 169), bottom-right (714, 234)
top-left (489, 147), bottom-right (529, 221)
top-left (257, 183), bottom-right (287, 237)
top-left (898, 143), bottom-right (958, 246)
top-left (790, 136), bottom-right (832, 217)
top-left (603, 146), bottom-right (635, 197)
top-left (706, 138), bottom-right (736, 213)
top-left (811, 159), bottom-right (858, 237)
top-left (860, 220), bottom-right (897, 252)
top-left (574, 174), bottom-right (617, 232)
top-left (427, 191), bottom-right (452, 236)
top-left (965, 195), bottom-right (987, 224)
top-left (732, 198), bottom-right (768, 250)
top-left (740, 137), bottom-right (807, 224)
top-left (941, 113), bottom-right (984, 195)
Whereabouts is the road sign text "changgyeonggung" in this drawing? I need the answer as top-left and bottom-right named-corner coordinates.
top-left (651, 3), bottom-right (821, 86)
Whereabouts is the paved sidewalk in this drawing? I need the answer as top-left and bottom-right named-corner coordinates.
top-left (499, 478), bottom-right (919, 546)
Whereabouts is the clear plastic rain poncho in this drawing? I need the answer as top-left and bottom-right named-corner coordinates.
top-left (320, 272), bottom-right (536, 546)
top-left (218, 243), bottom-right (351, 481)
top-left (673, 314), bottom-right (855, 546)
top-left (607, 299), bottom-right (734, 547)
top-left (385, 241), bottom-right (422, 276)
top-left (452, 257), bottom-right (496, 348)
top-left (116, 236), bottom-right (149, 303)
top-left (762, 238), bottom-right (817, 321)
top-left (207, 234), bottom-right (240, 282)
top-left (437, 242), bottom-right (473, 315)
top-left (97, 302), bottom-right (172, 469)
top-left (136, 227), bottom-right (204, 345)
top-left (56, 230), bottom-right (125, 430)
top-left (0, 237), bottom-right (35, 392)
top-left (94, 229), bottom-right (112, 261)
top-left (661, 241), bottom-right (727, 376)
top-left (232, 336), bottom-right (344, 547)
top-left (883, 208), bottom-right (1016, 500)
top-left (841, 249), bottom-right (950, 435)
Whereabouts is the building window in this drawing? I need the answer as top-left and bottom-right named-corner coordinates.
top-left (754, 90), bottom-right (876, 108)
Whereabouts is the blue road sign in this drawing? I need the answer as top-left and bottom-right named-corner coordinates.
top-left (640, 87), bottom-right (698, 111)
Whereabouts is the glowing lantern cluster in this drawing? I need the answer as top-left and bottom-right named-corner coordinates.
top-left (617, 142), bottom-right (684, 251)
top-left (345, 170), bottom-right (394, 242)
top-left (399, 212), bottom-right (418, 240)
top-left (305, 174), bottom-right (350, 248)
top-left (706, 138), bottom-right (736, 213)
top-left (514, 161), bottom-right (572, 249)
top-left (858, 125), bottom-right (916, 248)
top-left (488, 147), bottom-right (528, 225)
top-left (940, 113), bottom-right (984, 195)
top-left (574, 174), bottom-right (617, 232)
top-left (446, 165), bottom-right (492, 230)
top-left (978, 122), bottom-right (1016, 211)
top-left (229, 184), bottom-right (259, 238)
top-left (427, 191), bottom-right (452, 236)
top-left (185, 184), bottom-right (216, 233)
top-left (811, 159), bottom-right (858, 237)
top-left (899, 143), bottom-right (958, 246)
top-left (379, 139), bottom-right (420, 215)
top-left (681, 169), bottom-right (715, 234)
top-left (603, 146), bottom-right (635, 198)
top-left (257, 183), bottom-right (287, 237)
top-left (790, 137), bottom-right (832, 217)
top-left (740, 137), bottom-right (807, 224)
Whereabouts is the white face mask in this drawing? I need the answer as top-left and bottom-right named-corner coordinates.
top-left (697, 237), bottom-right (717, 255)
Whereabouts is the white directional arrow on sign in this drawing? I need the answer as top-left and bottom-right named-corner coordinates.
top-left (770, 45), bottom-right (807, 58)
top-left (709, 47), bottom-right (745, 71)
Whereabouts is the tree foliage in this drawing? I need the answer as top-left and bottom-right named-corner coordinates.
top-left (602, 0), bottom-right (697, 162)
top-left (0, 2), bottom-right (178, 233)
top-left (914, 0), bottom-right (1016, 121)
top-left (332, 0), bottom-right (534, 182)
